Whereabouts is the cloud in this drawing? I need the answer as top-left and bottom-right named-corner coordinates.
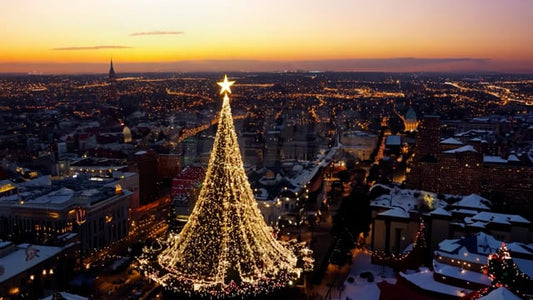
top-left (129, 31), bottom-right (184, 36)
top-left (52, 45), bottom-right (133, 51)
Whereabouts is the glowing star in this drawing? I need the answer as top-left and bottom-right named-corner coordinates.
top-left (217, 74), bottom-right (235, 94)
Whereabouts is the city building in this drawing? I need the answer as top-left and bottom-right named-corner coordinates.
top-left (370, 185), bottom-right (533, 258)
top-left (397, 232), bottom-right (533, 299)
top-left (339, 131), bottom-right (377, 161)
top-left (129, 150), bottom-right (158, 205)
top-left (406, 117), bottom-right (533, 217)
top-left (401, 107), bottom-right (419, 132)
top-left (157, 153), bottom-right (182, 181)
top-left (69, 158), bottom-right (128, 178)
top-left (0, 241), bottom-right (77, 299)
top-left (0, 175), bottom-right (132, 253)
top-left (170, 165), bottom-right (205, 223)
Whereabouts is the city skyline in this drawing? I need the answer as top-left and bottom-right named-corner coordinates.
top-left (1, 0), bottom-right (532, 73)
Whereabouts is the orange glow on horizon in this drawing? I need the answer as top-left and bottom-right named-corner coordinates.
top-left (0, 0), bottom-right (532, 72)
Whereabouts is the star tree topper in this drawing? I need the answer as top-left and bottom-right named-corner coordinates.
top-left (217, 74), bottom-right (235, 95)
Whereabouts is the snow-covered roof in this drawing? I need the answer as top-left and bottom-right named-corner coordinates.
top-left (399, 271), bottom-right (471, 297)
top-left (435, 246), bottom-right (488, 265)
top-left (436, 232), bottom-right (533, 264)
top-left (506, 243), bottom-right (533, 257)
top-left (431, 207), bottom-right (452, 216)
top-left (471, 211), bottom-right (530, 225)
top-left (371, 186), bottom-right (445, 212)
top-left (385, 135), bottom-right (401, 146)
top-left (440, 137), bottom-right (463, 145)
top-left (452, 194), bottom-right (492, 211)
top-left (483, 156), bottom-right (508, 164)
top-left (0, 179), bottom-right (15, 186)
top-left (451, 208), bottom-right (479, 216)
top-left (19, 175), bottom-right (52, 188)
top-left (478, 287), bottom-right (521, 300)
top-left (285, 162), bottom-right (321, 191)
top-left (443, 145), bottom-right (477, 154)
top-left (514, 257), bottom-right (533, 278)
top-left (455, 129), bottom-right (493, 137)
top-left (254, 188), bottom-right (269, 200)
top-left (378, 207), bottom-right (410, 219)
top-left (342, 131), bottom-right (376, 138)
top-left (466, 221), bottom-right (487, 228)
top-left (433, 260), bottom-right (490, 286)
top-left (0, 243), bottom-right (73, 283)
top-left (507, 154), bottom-right (520, 162)
top-left (0, 240), bottom-right (12, 248)
top-left (437, 239), bottom-right (461, 253)
top-left (472, 117), bottom-right (491, 123)
top-left (30, 187), bottom-right (74, 205)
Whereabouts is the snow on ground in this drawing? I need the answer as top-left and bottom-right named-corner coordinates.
top-left (341, 249), bottom-right (396, 300)
top-left (40, 292), bottom-right (88, 300)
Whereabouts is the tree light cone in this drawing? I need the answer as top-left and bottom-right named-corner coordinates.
top-left (144, 76), bottom-right (300, 297)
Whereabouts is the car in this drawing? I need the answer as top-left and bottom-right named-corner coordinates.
top-left (345, 276), bottom-right (355, 284)
top-left (359, 271), bottom-right (374, 282)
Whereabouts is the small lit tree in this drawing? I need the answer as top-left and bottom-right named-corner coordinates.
top-left (484, 243), bottom-right (533, 298)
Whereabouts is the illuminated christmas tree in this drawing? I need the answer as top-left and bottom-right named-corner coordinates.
top-left (480, 243), bottom-right (533, 299)
top-left (139, 75), bottom-right (308, 298)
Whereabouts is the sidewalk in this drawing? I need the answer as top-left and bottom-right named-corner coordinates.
top-left (304, 193), bottom-right (353, 300)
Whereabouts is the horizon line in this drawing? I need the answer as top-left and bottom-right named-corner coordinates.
top-left (1, 57), bottom-right (532, 74)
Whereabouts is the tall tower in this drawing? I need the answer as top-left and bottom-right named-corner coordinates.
top-left (140, 75), bottom-right (305, 298)
top-left (109, 59), bottom-right (116, 81)
top-left (108, 59), bottom-right (118, 101)
top-left (406, 115), bottom-right (440, 191)
top-left (416, 115), bottom-right (440, 161)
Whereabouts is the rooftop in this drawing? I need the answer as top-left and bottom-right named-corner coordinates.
top-left (443, 145), bottom-right (477, 154)
top-left (478, 287), bottom-right (521, 300)
top-left (440, 137), bottom-right (463, 145)
top-left (452, 194), bottom-right (492, 211)
top-left (399, 270), bottom-right (471, 297)
top-left (483, 156), bottom-right (508, 164)
top-left (0, 243), bottom-right (74, 283)
top-left (385, 135), bottom-right (401, 146)
top-left (470, 211), bottom-right (530, 225)
top-left (433, 260), bottom-right (490, 286)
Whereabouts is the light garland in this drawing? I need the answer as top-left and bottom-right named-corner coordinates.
top-left (137, 75), bottom-right (312, 298)
top-left (371, 218), bottom-right (427, 269)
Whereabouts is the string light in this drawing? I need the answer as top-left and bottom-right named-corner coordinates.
top-left (137, 75), bottom-right (312, 297)
top-left (371, 218), bottom-right (427, 269)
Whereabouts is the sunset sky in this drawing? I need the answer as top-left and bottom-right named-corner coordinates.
top-left (1, 0), bottom-right (532, 73)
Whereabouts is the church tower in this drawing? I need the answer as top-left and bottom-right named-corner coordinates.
top-left (108, 59), bottom-right (118, 101)
top-left (109, 59), bottom-right (116, 81)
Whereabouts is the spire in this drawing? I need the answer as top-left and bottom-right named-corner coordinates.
top-left (109, 59), bottom-right (116, 80)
